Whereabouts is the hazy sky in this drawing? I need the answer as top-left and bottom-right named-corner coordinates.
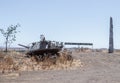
top-left (0, 0), bottom-right (120, 48)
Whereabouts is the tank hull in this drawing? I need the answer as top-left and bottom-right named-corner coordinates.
top-left (27, 48), bottom-right (61, 55)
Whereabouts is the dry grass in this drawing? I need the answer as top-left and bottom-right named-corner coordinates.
top-left (0, 55), bottom-right (14, 73)
top-left (0, 51), bottom-right (83, 73)
top-left (39, 51), bottom-right (73, 70)
top-left (0, 52), bottom-right (5, 59)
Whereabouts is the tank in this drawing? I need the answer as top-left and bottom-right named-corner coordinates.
top-left (18, 35), bottom-right (93, 60)
top-left (18, 35), bottom-right (64, 61)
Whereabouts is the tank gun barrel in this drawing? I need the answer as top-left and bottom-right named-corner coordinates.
top-left (18, 44), bottom-right (29, 49)
top-left (64, 42), bottom-right (93, 46)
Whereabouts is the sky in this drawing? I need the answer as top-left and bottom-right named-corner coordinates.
top-left (0, 0), bottom-right (120, 49)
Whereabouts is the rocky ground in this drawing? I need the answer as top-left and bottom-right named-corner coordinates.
top-left (0, 51), bottom-right (120, 83)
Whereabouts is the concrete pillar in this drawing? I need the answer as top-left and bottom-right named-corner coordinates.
top-left (109, 17), bottom-right (114, 53)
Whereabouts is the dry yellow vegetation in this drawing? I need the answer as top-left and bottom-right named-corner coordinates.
top-left (0, 51), bottom-right (82, 73)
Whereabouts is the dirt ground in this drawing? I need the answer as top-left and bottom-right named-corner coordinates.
top-left (0, 52), bottom-right (120, 83)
